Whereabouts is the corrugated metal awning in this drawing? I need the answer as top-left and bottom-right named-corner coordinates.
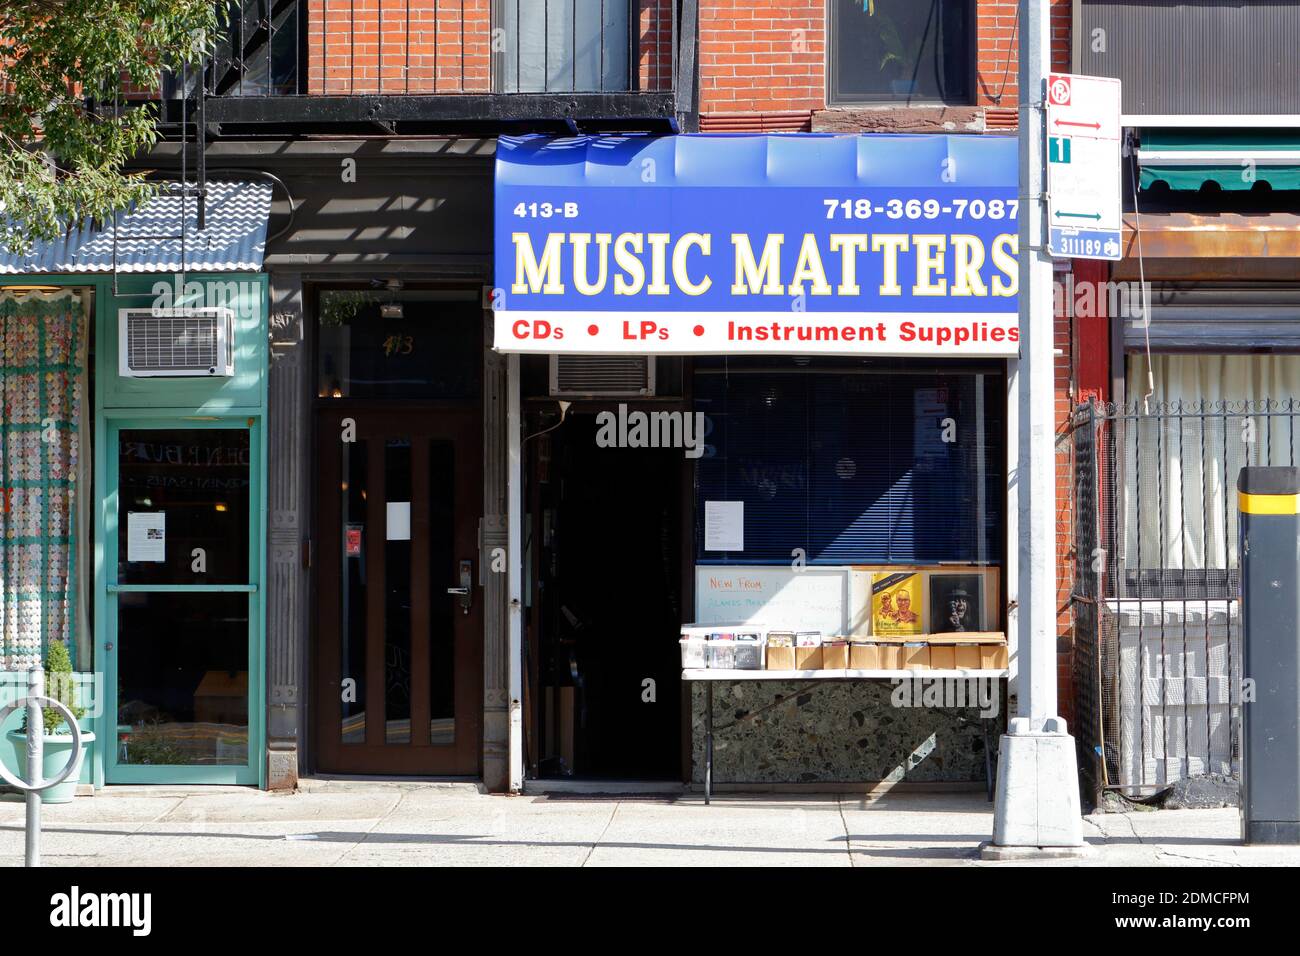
top-left (0, 180), bottom-right (272, 275)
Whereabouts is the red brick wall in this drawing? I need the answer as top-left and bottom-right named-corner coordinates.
top-left (699, 0), bottom-right (1073, 128)
top-left (1055, 270), bottom-right (1075, 727)
top-left (974, 0), bottom-right (1072, 104)
top-left (975, 0), bottom-right (1018, 107)
top-left (299, 1), bottom-right (1076, 117)
top-left (1057, 260), bottom-right (1111, 730)
top-left (308, 0), bottom-right (491, 94)
top-left (698, 0), bottom-right (825, 115)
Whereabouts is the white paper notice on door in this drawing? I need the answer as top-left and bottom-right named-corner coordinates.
top-left (386, 502), bottom-right (411, 541)
top-left (127, 512), bottom-right (166, 562)
top-left (704, 500), bottom-right (744, 552)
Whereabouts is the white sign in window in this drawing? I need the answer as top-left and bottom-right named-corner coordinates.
top-left (127, 512), bottom-right (166, 563)
top-left (704, 500), bottom-right (744, 552)
top-left (386, 502), bottom-right (411, 541)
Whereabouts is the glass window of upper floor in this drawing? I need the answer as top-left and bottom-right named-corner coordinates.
top-left (829, 0), bottom-right (974, 107)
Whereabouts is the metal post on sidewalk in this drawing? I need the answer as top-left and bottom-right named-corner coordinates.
top-left (25, 666), bottom-right (44, 868)
top-left (1238, 466), bottom-right (1300, 844)
top-left (0, 664), bottom-right (86, 867)
top-left (983, 0), bottom-right (1087, 859)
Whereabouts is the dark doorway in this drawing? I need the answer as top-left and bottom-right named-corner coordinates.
top-left (533, 412), bottom-right (684, 780)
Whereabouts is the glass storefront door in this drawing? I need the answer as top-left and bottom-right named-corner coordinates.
top-left (104, 420), bottom-right (262, 784)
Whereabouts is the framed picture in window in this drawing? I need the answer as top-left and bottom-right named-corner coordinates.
top-left (929, 573), bottom-right (984, 633)
top-left (872, 571), bottom-right (924, 636)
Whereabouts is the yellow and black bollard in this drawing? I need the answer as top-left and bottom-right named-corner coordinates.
top-left (1238, 466), bottom-right (1300, 844)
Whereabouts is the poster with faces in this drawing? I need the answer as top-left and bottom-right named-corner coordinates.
top-left (871, 572), bottom-right (923, 637)
top-left (929, 573), bottom-right (984, 633)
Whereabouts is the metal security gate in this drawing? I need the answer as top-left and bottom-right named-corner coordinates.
top-left (1072, 399), bottom-right (1300, 796)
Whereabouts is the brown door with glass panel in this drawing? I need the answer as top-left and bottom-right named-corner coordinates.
top-left (314, 408), bottom-right (482, 774)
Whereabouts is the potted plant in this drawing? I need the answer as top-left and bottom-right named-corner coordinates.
top-left (5, 641), bottom-right (95, 803)
top-left (863, 1), bottom-right (925, 96)
top-left (871, 6), bottom-right (918, 97)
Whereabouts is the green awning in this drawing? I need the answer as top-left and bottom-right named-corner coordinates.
top-left (1138, 130), bottom-right (1300, 191)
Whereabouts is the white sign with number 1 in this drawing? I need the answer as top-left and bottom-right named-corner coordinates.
top-left (1046, 72), bottom-right (1123, 261)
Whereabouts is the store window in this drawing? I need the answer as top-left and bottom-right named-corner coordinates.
top-left (114, 426), bottom-right (255, 768)
top-left (117, 591), bottom-right (250, 766)
top-left (116, 428), bottom-right (251, 585)
top-left (694, 359), bottom-right (1003, 566)
top-left (829, 0), bottom-right (974, 106)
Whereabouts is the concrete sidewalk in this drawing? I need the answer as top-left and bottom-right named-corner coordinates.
top-left (1, 783), bottom-right (1295, 866)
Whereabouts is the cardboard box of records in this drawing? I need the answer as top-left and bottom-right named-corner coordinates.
top-left (794, 631), bottom-right (823, 670)
top-left (764, 631), bottom-right (797, 670)
top-left (762, 632), bottom-right (848, 671)
top-left (754, 631), bottom-right (836, 671)
top-left (849, 634), bottom-right (1009, 670)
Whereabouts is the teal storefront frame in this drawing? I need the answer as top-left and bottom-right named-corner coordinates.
top-left (0, 272), bottom-right (269, 789)
top-left (101, 414), bottom-right (265, 786)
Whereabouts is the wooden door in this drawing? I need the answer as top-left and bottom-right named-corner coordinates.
top-left (314, 407), bottom-right (482, 774)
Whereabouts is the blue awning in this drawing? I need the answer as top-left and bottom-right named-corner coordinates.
top-left (496, 132), bottom-right (1016, 189)
top-left (0, 180), bottom-right (272, 275)
top-left (494, 134), bottom-right (1020, 358)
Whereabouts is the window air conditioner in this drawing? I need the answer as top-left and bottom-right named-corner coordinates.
top-left (118, 307), bottom-right (236, 378)
top-left (549, 355), bottom-right (656, 397)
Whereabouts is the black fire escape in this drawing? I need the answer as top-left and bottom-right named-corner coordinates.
top-left (167, 0), bottom-right (697, 136)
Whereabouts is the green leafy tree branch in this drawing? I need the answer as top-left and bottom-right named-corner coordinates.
top-left (0, 0), bottom-right (219, 254)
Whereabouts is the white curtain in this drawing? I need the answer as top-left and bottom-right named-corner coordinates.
top-left (1124, 353), bottom-right (1300, 572)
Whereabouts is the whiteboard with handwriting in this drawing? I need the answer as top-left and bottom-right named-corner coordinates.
top-left (695, 566), bottom-right (849, 636)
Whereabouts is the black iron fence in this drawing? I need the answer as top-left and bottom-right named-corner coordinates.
top-left (1072, 399), bottom-right (1300, 797)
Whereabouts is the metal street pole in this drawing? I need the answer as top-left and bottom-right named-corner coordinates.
top-left (1017, 0), bottom-right (1058, 734)
top-left (985, 0), bottom-right (1086, 856)
top-left (507, 352), bottom-right (524, 793)
top-left (0, 664), bottom-right (85, 866)
top-left (25, 666), bottom-right (44, 868)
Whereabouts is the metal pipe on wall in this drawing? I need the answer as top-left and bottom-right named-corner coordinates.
top-left (507, 353), bottom-right (524, 792)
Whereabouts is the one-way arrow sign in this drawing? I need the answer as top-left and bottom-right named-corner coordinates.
top-left (1046, 73), bottom-right (1122, 261)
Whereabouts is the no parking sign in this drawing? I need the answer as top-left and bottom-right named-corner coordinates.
top-left (1046, 72), bottom-right (1123, 261)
